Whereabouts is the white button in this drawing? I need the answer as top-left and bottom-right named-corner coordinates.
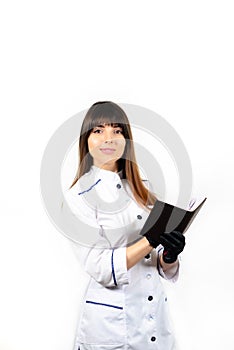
top-left (148, 315), bottom-right (154, 321)
top-left (146, 274), bottom-right (151, 279)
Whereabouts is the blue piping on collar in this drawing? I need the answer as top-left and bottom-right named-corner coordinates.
top-left (86, 300), bottom-right (123, 310)
top-left (78, 178), bottom-right (102, 195)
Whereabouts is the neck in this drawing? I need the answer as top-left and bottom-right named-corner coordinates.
top-left (93, 161), bottom-right (118, 173)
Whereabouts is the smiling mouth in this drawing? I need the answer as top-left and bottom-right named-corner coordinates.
top-left (100, 148), bottom-right (116, 154)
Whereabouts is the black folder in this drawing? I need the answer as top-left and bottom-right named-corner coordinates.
top-left (140, 197), bottom-right (207, 240)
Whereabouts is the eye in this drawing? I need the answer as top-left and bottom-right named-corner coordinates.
top-left (93, 128), bottom-right (103, 134)
top-left (114, 129), bottom-right (123, 134)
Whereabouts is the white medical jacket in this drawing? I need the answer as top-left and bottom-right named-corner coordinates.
top-left (64, 165), bottom-right (180, 350)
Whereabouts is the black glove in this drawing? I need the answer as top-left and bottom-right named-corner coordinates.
top-left (159, 230), bottom-right (185, 264)
top-left (143, 231), bottom-right (160, 248)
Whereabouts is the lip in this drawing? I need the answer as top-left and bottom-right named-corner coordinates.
top-left (100, 148), bottom-right (116, 154)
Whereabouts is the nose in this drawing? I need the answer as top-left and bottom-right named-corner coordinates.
top-left (104, 129), bottom-right (114, 143)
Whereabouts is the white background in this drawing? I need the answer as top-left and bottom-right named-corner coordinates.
top-left (0, 1), bottom-right (234, 349)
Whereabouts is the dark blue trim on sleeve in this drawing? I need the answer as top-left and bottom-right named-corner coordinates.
top-left (111, 249), bottom-right (117, 286)
top-left (158, 247), bottom-right (163, 253)
top-left (86, 300), bottom-right (123, 310)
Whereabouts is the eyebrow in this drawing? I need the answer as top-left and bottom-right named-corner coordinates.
top-left (95, 124), bottom-right (122, 128)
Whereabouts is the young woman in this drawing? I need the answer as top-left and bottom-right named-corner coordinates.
top-left (64, 101), bottom-right (185, 350)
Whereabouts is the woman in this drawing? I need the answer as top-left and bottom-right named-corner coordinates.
top-left (64, 101), bottom-right (185, 350)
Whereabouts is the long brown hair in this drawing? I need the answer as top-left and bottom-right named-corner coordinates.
top-left (69, 101), bottom-right (156, 210)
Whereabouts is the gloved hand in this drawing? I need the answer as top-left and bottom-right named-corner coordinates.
top-left (160, 230), bottom-right (185, 264)
top-left (143, 231), bottom-right (160, 249)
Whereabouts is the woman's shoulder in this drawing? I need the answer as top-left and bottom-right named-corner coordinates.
top-left (68, 167), bottom-right (94, 193)
top-left (63, 169), bottom-right (99, 225)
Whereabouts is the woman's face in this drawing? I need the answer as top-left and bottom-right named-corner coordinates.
top-left (87, 123), bottom-right (126, 171)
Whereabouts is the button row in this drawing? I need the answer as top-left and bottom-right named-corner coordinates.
top-left (116, 181), bottom-right (156, 344)
top-left (116, 185), bottom-right (144, 222)
top-left (115, 185), bottom-right (143, 220)
top-left (148, 315), bottom-right (156, 343)
top-left (115, 185), bottom-right (144, 221)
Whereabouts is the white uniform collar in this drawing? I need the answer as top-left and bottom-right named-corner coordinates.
top-left (75, 165), bottom-right (125, 207)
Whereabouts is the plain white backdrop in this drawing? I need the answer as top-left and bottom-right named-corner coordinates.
top-left (0, 1), bottom-right (234, 349)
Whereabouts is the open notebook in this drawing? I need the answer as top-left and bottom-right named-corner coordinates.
top-left (140, 197), bottom-right (207, 240)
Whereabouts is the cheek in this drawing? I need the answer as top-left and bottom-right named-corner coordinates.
top-left (121, 138), bottom-right (126, 150)
top-left (118, 139), bottom-right (126, 154)
top-left (87, 136), bottom-right (100, 151)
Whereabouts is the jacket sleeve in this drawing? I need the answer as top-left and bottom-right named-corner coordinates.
top-left (156, 245), bottom-right (180, 283)
top-left (64, 188), bottom-right (129, 288)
